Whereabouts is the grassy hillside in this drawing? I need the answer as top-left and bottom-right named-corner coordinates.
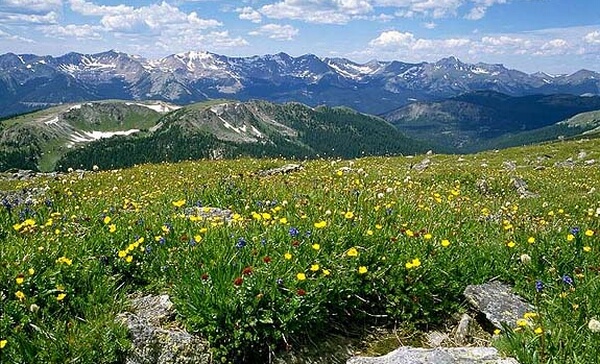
top-left (1, 137), bottom-right (598, 363)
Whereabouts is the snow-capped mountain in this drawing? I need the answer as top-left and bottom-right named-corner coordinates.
top-left (1, 50), bottom-right (599, 118)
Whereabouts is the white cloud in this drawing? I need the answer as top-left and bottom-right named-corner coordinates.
top-left (260, 0), bottom-right (373, 24)
top-left (583, 30), bottom-right (600, 45)
top-left (69, 0), bottom-right (131, 16)
top-left (42, 24), bottom-right (103, 40)
top-left (422, 21), bottom-right (437, 29)
top-left (237, 6), bottom-right (262, 23)
top-left (369, 30), bottom-right (415, 48)
top-left (1, 0), bottom-right (62, 12)
top-left (0, 28), bottom-right (34, 42)
top-left (0, 11), bottom-right (59, 24)
top-left (249, 24), bottom-right (299, 41)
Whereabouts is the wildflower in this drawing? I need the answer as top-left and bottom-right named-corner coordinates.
top-left (289, 227), bottom-right (299, 237)
top-left (322, 269), bottom-right (331, 276)
top-left (233, 277), bottom-right (243, 286)
top-left (284, 253), bottom-right (292, 260)
top-left (585, 229), bottom-right (595, 237)
top-left (314, 220), bottom-right (327, 229)
top-left (0, 340), bottom-right (6, 349)
top-left (493, 329), bottom-right (501, 335)
top-left (236, 238), bottom-right (247, 249)
top-left (296, 273), bottom-right (306, 281)
top-left (242, 266), bottom-right (254, 275)
top-left (423, 233), bottom-right (432, 240)
top-left (125, 256), bottom-right (133, 263)
top-left (534, 327), bottom-right (543, 334)
top-left (520, 254), bottom-right (531, 264)
top-left (279, 217), bottom-right (288, 224)
top-left (570, 227), bottom-right (580, 235)
top-left (346, 247), bottom-right (358, 257)
top-left (263, 256), bottom-right (272, 264)
top-left (201, 273), bottom-right (209, 281)
top-left (366, 230), bottom-right (373, 236)
top-left (276, 278), bottom-right (284, 285)
top-left (524, 312), bottom-right (538, 319)
top-left (56, 293), bottom-right (67, 301)
top-left (16, 274), bottom-right (24, 285)
top-left (118, 250), bottom-right (127, 258)
top-left (344, 211), bottom-right (354, 219)
top-left (172, 199), bottom-right (186, 208)
top-left (109, 224), bottom-right (116, 233)
top-left (516, 319), bottom-right (528, 327)
top-left (588, 318), bottom-right (600, 333)
top-left (15, 291), bottom-right (25, 300)
top-left (312, 243), bottom-right (320, 251)
top-left (405, 229), bottom-right (414, 237)
top-left (56, 256), bottom-right (73, 265)
top-left (562, 275), bottom-right (574, 285)
top-left (194, 235), bottom-right (202, 243)
top-left (103, 216), bottom-right (111, 224)
top-left (310, 264), bottom-right (320, 272)
top-left (358, 266), bottom-right (368, 274)
top-left (405, 258), bottom-right (421, 269)
top-left (583, 246), bottom-right (592, 252)
top-left (297, 289), bottom-right (306, 296)
top-left (507, 241), bottom-right (516, 248)
top-left (535, 280), bottom-right (544, 292)
top-left (567, 234), bottom-right (575, 242)
top-left (28, 268), bottom-right (34, 275)
top-left (527, 237), bottom-right (535, 244)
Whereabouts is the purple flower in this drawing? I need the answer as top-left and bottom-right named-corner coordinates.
top-left (562, 275), bottom-right (573, 285)
top-left (535, 280), bottom-right (544, 292)
top-left (236, 237), bottom-right (247, 249)
top-left (289, 227), bottom-right (299, 237)
top-left (570, 227), bottom-right (580, 235)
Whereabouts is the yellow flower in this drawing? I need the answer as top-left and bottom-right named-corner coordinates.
top-left (585, 229), bottom-right (594, 237)
top-left (567, 234), bottom-right (575, 241)
top-left (56, 293), bottom-right (67, 301)
top-left (405, 258), bottom-right (421, 269)
top-left (296, 273), bottom-right (306, 281)
top-left (583, 246), bottom-right (592, 252)
top-left (344, 211), bottom-right (354, 219)
top-left (261, 212), bottom-right (272, 220)
top-left (56, 256), bottom-right (73, 265)
top-left (366, 230), bottom-right (373, 236)
top-left (516, 319), bottom-right (528, 327)
top-left (534, 327), bottom-right (543, 334)
top-left (194, 235), bottom-right (203, 243)
top-left (172, 199), bottom-right (186, 208)
top-left (15, 291), bottom-right (25, 300)
top-left (103, 216), bottom-right (112, 224)
top-left (524, 312), bottom-right (538, 319)
top-left (16, 275), bottom-right (24, 285)
top-left (28, 268), bottom-right (35, 275)
top-left (346, 247), bottom-right (358, 257)
top-left (0, 339), bottom-right (6, 349)
top-left (118, 250), bottom-right (127, 258)
top-left (125, 255), bottom-right (133, 263)
top-left (322, 269), bottom-right (331, 276)
top-left (493, 329), bottom-right (501, 335)
top-left (507, 241), bottom-right (516, 248)
top-left (109, 224), bottom-right (117, 233)
top-left (423, 233), bottom-right (432, 240)
top-left (311, 243), bottom-right (320, 251)
top-left (405, 229), bottom-right (414, 237)
top-left (314, 220), bottom-right (327, 229)
top-left (279, 217), bottom-right (288, 224)
top-left (358, 266), bottom-right (368, 274)
top-left (284, 252), bottom-right (292, 260)
top-left (527, 237), bottom-right (535, 244)
top-left (310, 264), bottom-right (320, 272)
top-left (441, 239), bottom-right (450, 247)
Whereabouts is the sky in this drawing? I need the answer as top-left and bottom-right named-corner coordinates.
top-left (0, 0), bottom-right (599, 74)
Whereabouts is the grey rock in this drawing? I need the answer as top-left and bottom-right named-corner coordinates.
top-left (426, 331), bottom-right (449, 347)
top-left (476, 179), bottom-right (490, 195)
top-left (502, 161), bottom-right (516, 172)
top-left (554, 158), bottom-right (575, 168)
top-left (259, 163), bottom-right (304, 176)
top-left (455, 314), bottom-right (473, 345)
top-left (412, 158), bottom-right (431, 172)
top-left (584, 159), bottom-right (595, 165)
top-left (577, 151), bottom-right (587, 160)
top-left (511, 177), bottom-right (539, 199)
top-left (347, 347), bottom-right (519, 364)
top-left (426, 150), bottom-right (434, 156)
top-left (464, 281), bottom-right (535, 329)
top-left (183, 206), bottom-right (233, 223)
top-left (117, 294), bottom-right (210, 364)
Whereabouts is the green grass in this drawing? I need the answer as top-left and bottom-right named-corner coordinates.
top-left (1, 138), bottom-right (599, 363)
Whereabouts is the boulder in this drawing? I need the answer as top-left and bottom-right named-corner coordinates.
top-left (258, 164), bottom-right (304, 176)
top-left (347, 347), bottom-right (518, 364)
top-left (117, 294), bottom-right (210, 364)
top-left (464, 282), bottom-right (535, 329)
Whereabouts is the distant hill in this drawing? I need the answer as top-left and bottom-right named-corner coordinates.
top-left (0, 100), bottom-right (177, 171)
top-left (382, 91), bottom-right (600, 152)
top-left (0, 99), bottom-right (426, 171)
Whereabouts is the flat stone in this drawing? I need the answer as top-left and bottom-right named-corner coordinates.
top-left (412, 158), bottom-right (431, 172)
top-left (183, 206), bottom-right (233, 222)
top-left (464, 282), bottom-right (535, 329)
top-left (347, 347), bottom-right (519, 364)
top-left (426, 331), bottom-right (449, 347)
top-left (258, 163), bottom-right (304, 176)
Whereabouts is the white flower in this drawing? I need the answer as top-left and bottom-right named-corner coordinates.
top-left (520, 254), bottom-right (531, 265)
top-left (589, 318), bottom-right (600, 333)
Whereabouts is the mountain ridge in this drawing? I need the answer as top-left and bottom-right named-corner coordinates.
top-left (2, 50), bottom-right (599, 118)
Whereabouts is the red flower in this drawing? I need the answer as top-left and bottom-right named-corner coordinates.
top-left (201, 273), bottom-right (209, 280)
top-left (292, 240), bottom-right (300, 247)
top-left (233, 277), bottom-right (243, 286)
top-left (263, 256), bottom-right (272, 264)
top-left (242, 266), bottom-right (254, 275)
top-left (297, 289), bottom-right (306, 296)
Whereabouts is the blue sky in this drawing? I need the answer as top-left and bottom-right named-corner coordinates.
top-left (0, 0), bottom-right (598, 73)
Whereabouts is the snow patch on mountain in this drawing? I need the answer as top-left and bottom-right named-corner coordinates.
top-left (125, 102), bottom-right (180, 113)
top-left (69, 129), bottom-right (140, 144)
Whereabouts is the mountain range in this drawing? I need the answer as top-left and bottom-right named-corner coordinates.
top-left (2, 50), bottom-right (599, 118)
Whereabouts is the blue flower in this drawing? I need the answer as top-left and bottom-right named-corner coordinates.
top-left (236, 237), bottom-right (247, 249)
top-left (570, 227), bottom-right (580, 235)
top-left (562, 275), bottom-right (573, 285)
top-left (535, 280), bottom-right (544, 292)
top-left (289, 227), bottom-right (299, 237)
